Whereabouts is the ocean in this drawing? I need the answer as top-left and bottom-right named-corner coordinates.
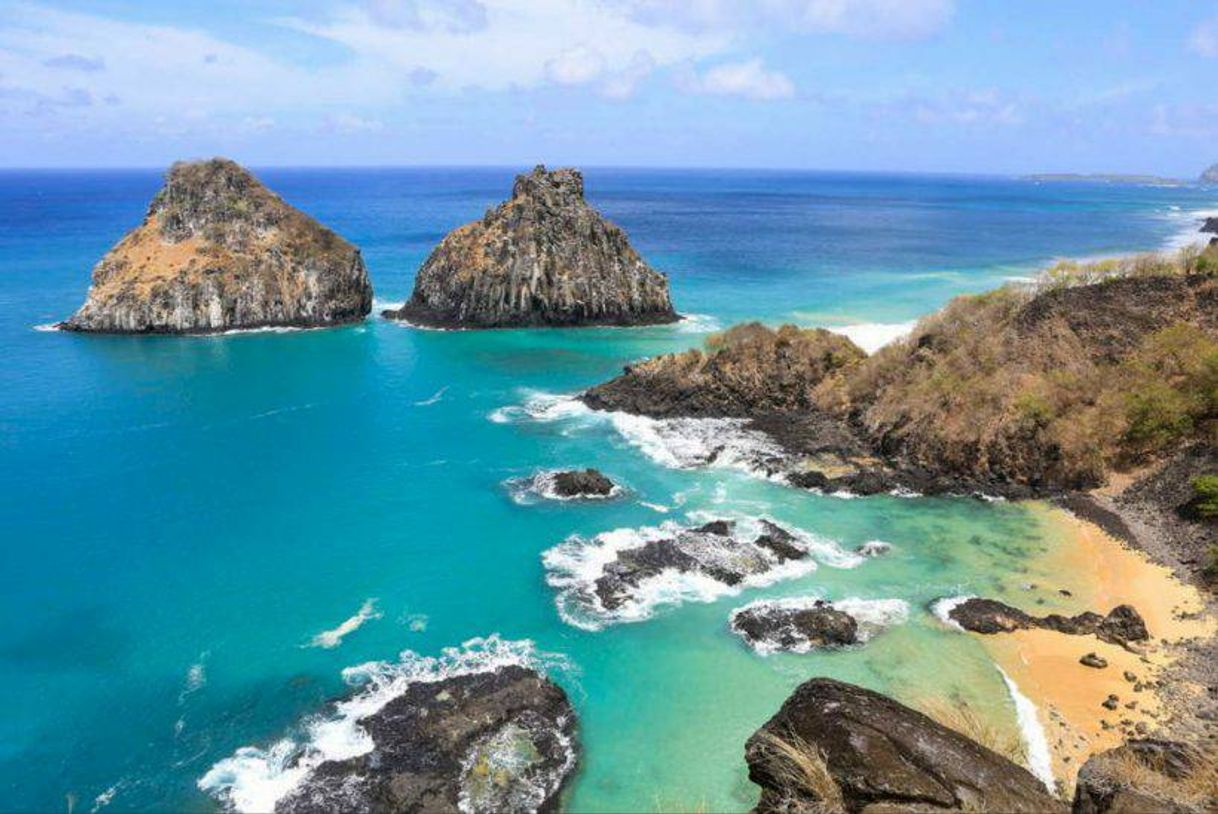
top-left (0, 167), bottom-right (1213, 811)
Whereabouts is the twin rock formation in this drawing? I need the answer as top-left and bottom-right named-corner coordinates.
top-left (61, 160), bottom-right (674, 334)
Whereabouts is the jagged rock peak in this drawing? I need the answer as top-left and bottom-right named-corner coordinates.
top-left (511, 164), bottom-right (585, 203)
top-left (384, 164), bottom-right (678, 328)
top-left (60, 157), bottom-right (372, 334)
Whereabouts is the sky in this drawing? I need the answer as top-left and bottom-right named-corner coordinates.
top-left (2, 0), bottom-right (1218, 173)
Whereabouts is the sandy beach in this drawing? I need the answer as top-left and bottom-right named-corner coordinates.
top-left (978, 504), bottom-right (1215, 794)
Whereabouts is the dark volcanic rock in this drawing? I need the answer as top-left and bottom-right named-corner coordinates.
top-left (730, 599), bottom-right (859, 652)
top-left (1200, 216), bottom-right (1218, 234)
top-left (745, 677), bottom-right (1064, 813)
top-left (946, 597), bottom-right (1149, 650)
top-left (590, 520), bottom-right (805, 612)
top-left (61, 158), bottom-right (372, 334)
top-left (550, 468), bottom-right (616, 498)
top-left (385, 165), bottom-right (676, 328)
top-left (1073, 740), bottom-right (1203, 814)
top-left (1080, 652), bottom-right (1108, 669)
top-left (276, 665), bottom-right (577, 814)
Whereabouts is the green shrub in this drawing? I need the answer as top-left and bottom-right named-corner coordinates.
top-left (1191, 475), bottom-right (1218, 518)
top-left (1203, 544), bottom-right (1218, 584)
top-left (1123, 384), bottom-right (1195, 449)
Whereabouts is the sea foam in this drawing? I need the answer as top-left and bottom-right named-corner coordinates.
top-left (505, 469), bottom-right (624, 505)
top-left (997, 666), bottom-right (1055, 791)
top-left (929, 594), bottom-right (976, 630)
top-left (199, 636), bottom-right (562, 813)
top-left (308, 599), bottom-right (382, 649)
top-left (730, 595), bottom-right (910, 655)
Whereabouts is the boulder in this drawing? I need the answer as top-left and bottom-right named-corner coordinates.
top-left (745, 678), bottom-right (1065, 813)
top-left (385, 165), bottom-right (676, 328)
top-left (61, 158), bottom-right (372, 333)
top-left (276, 665), bottom-right (577, 814)
top-left (550, 469), bottom-right (616, 498)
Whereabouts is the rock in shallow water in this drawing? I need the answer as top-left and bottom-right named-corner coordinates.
top-left (945, 597), bottom-right (1149, 650)
top-left (384, 165), bottom-right (677, 328)
top-left (275, 665), bottom-right (576, 814)
top-left (730, 599), bottom-right (858, 651)
top-left (61, 158), bottom-right (372, 334)
top-left (745, 678), bottom-right (1065, 813)
top-left (549, 469), bottom-right (617, 498)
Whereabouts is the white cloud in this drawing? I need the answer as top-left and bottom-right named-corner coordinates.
top-left (282, 0), bottom-right (728, 92)
top-left (322, 112), bottom-right (385, 134)
top-left (677, 58), bottom-right (794, 100)
top-left (601, 49), bottom-right (656, 99)
top-left (545, 45), bottom-right (607, 85)
top-left (1188, 17), bottom-right (1218, 58)
top-left (621, 0), bottom-right (955, 41)
top-left (774, 0), bottom-right (955, 41)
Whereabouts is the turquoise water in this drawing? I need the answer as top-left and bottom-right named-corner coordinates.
top-left (1, 168), bottom-right (1214, 811)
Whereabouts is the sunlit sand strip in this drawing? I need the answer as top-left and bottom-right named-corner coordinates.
top-left (978, 505), bottom-right (1214, 795)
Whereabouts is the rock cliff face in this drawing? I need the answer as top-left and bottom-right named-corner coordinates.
top-left (61, 158), bottom-right (372, 334)
top-left (1199, 163), bottom-right (1218, 185)
top-left (745, 677), bottom-right (1064, 813)
top-left (384, 165), bottom-right (677, 328)
top-left (276, 665), bottom-right (577, 814)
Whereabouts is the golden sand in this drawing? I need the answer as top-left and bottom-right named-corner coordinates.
top-left (978, 504), bottom-right (1214, 793)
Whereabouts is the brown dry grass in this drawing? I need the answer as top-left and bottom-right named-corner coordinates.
top-left (913, 696), bottom-right (1027, 767)
top-left (1090, 745), bottom-right (1218, 811)
top-left (750, 729), bottom-right (845, 814)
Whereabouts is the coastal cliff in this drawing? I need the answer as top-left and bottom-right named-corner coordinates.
top-left (584, 250), bottom-right (1218, 500)
top-left (384, 165), bottom-right (677, 328)
top-left (61, 158), bottom-right (372, 334)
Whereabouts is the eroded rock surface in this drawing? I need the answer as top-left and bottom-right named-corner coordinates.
top-left (61, 158), bottom-right (372, 334)
top-left (385, 165), bottom-right (676, 328)
top-left (1072, 739), bottom-right (1205, 814)
top-left (745, 677), bottom-right (1065, 813)
top-left (276, 665), bottom-right (576, 814)
top-left (730, 599), bottom-right (858, 651)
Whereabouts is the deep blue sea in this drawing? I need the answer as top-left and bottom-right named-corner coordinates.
top-left (1, 168), bottom-right (1213, 812)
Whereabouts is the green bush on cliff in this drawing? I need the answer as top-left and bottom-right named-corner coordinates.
top-left (1192, 475), bottom-right (1218, 518)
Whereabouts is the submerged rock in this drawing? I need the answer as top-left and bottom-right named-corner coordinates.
top-left (855, 540), bottom-right (892, 558)
top-left (945, 597), bottom-right (1149, 650)
top-left (550, 469), bottom-right (617, 498)
top-left (385, 165), bottom-right (677, 328)
top-left (745, 677), bottom-right (1064, 813)
top-left (1073, 739), bottom-right (1204, 814)
top-left (276, 665), bottom-right (576, 814)
top-left (730, 599), bottom-right (858, 652)
top-left (61, 158), bottom-right (372, 334)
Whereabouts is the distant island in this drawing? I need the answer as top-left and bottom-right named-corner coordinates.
top-left (1023, 173), bottom-right (1183, 186)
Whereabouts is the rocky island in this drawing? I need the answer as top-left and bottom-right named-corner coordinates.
top-left (60, 158), bottom-right (372, 334)
top-left (383, 166), bottom-right (677, 328)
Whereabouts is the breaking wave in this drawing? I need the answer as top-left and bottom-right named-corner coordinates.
top-left (929, 594), bottom-right (976, 630)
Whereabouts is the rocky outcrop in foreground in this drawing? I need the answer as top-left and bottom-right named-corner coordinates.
top-left (944, 597), bottom-right (1149, 651)
top-left (61, 158), bottom-right (372, 334)
top-left (385, 166), bottom-right (677, 328)
top-left (745, 678), bottom-right (1064, 813)
top-left (1073, 739), bottom-right (1210, 814)
top-left (276, 665), bottom-right (576, 814)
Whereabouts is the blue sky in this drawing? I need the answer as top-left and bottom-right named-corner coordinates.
top-left (2, 0), bottom-right (1218, 173)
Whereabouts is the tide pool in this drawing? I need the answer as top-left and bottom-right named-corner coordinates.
top-left (0, 168), bottom-right (1213, 811)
